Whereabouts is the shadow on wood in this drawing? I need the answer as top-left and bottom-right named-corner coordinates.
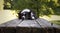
top-left (0, 27), bottom-right (60, 33)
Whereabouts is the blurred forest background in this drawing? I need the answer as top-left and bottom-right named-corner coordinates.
top-left (0, 0), bottom-right (60, 25)
top-left (4, 0), bottom-right (60, 16)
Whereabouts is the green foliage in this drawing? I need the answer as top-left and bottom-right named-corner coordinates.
top-left (4, 0), bottom-right (60, 17)
top-left (50, 20), bottom-right (60, 25)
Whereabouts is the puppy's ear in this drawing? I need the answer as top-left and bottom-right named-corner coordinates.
top-left (18, 13), bottom-right (22, 19)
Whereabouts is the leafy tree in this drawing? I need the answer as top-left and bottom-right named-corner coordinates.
top-left (4, 0), bottom-right (60, 17)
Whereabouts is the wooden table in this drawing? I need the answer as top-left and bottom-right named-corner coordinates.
top-left (0, 18), bottom-right (60, 33)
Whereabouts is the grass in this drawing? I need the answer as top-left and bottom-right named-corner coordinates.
top-left (50, 20), bottom-right (60, 25)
